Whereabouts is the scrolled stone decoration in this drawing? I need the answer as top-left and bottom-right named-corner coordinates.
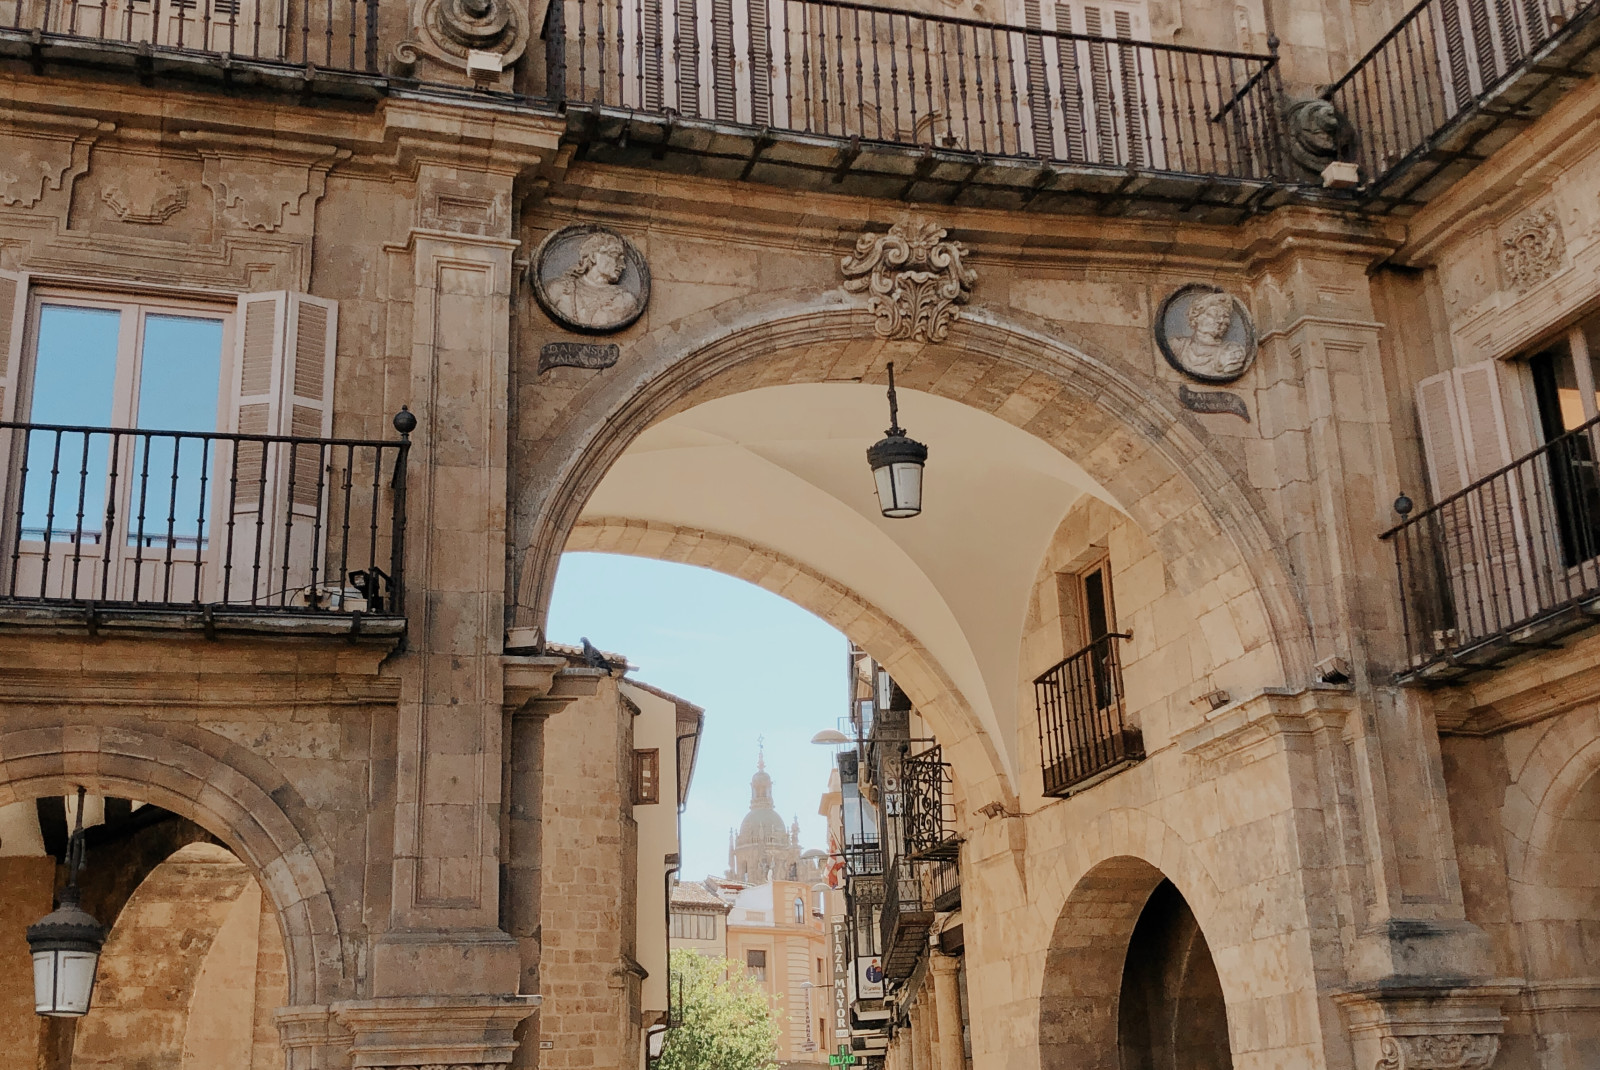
top-left (531, 224), bottom-right (651, 334)
top-left (841, 220), bottom-right (976, 343)
top-left (1373, 1033), bottom-right (1499, 1070)
top-left (1155, 283), bottom-right (1257, 383)
top-left (1500, 206), bottom-right (1565, 292)
top-left (395, 0), bottom-right (528, 79)
top-left (1283, 98), bottom-right (1354, 181)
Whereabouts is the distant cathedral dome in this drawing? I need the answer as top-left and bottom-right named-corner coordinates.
top-left (726, 748), bottom-right (824, 885)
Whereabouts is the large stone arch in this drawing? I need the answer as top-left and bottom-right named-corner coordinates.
top-left (513, 293), bottom-right (1313, 742)
top-left (566, 516), bottom-right (1007, 807)
top-left (1503, 705), bottom-right (1600, 977)
top-left (0, 717), bottom-right (342, 1007)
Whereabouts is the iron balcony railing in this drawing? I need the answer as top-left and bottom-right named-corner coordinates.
top-left (901, 744), bottom-right (959, 862)
top-left (877, 854), bottom-right (933, 982)
top-left (0, 419), bottom-right (409, 614)
top-left (929, 856), bottom-right (959, 912)
top-left (1385, 414), bottom-right (1600, 680)
top-left (547, 0), bottom-right (1285, 180)
top-left (3, 0), bottom-right (381, 72)
top-left (1322, 0), bottom-right (1598, 191)
top-left (1034, 632), bottom-right (1143, 796)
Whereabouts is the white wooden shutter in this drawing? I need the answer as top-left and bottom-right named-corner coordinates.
top-left (224, 291), bottom-right (336, 605)
top-left (0, 270), bottom-right (28, 566)
top-left (1415, 364), bottom-right (1534, 646)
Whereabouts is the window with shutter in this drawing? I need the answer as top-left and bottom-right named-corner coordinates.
top-left (1414, 363), bottom-right (1535, 645)
top-left (0, 284), bottom-right (336, 607)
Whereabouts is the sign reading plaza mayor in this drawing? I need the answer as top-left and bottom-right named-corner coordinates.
top-left (832, 922), bottom-right (850, 1039)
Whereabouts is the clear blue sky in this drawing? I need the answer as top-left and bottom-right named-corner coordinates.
top-left (547, 552), bottom-right (846, 879)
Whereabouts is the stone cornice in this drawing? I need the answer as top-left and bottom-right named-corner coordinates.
top-left (1439, 630), bottom-right (1600, 736)
top-left (1176, 684), bottom-right (1357, 762)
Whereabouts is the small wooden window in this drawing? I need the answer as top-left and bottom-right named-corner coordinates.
top-left (746, 949), bottom-right (767, 980)
top-left (633, 749), bottom-right (660, 804)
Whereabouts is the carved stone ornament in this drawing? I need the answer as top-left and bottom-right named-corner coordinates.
top-left (371, 1064), bottom-right (505, 1069)
top-left (396, 0), bottom-right (529, 73)
top-left (1283, 98), bottom-right (1354, 181)
top-left (100, 170), bottom-right (190, 224)
top-left (1373, 1033), bottom-right (1499, 1070)
top-left (841, 221), bottom-right (976, 343)
top-left (530, 225), bottom-right (651, 334)
top-left (1156, 283), bottom-right (1257, 383)
top-left (1500, 207), bottom-right (1565, 292)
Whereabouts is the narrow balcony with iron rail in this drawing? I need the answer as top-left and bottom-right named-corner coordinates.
top-left (1035, 632), bottom-right (1143, 797)
top-left (0, 412), bottom-right (411, 639)
top-left (1386, 413), bottom-right (1600, 682)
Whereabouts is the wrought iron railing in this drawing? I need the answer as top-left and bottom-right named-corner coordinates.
top-left (2, 0), bottom-right (381, 71)
top-left (0, 420), bottom-right (409, 614)
top-left (877, 854), bottom-right (932, 981)
top-left (929, 856), bottom-right (959, 912)
top-left (901, 744), bottom-right (959, 861)
top-left (1385, 414), bottom-right (1600, 680)
top-left (1034, 633), bottom-right (1142, 796)
top-left (1322, 0), bottom-right (1597, 189)
top-left (548, 0), bottom-right (1285, 179)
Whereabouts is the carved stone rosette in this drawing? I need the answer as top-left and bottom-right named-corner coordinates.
top-left (1375, 1034), bottom-right (1499, 1070)
top-left (1500, 206), bottom-right (1565, 292)
top-left (841, 221), bottom-right (976, 343)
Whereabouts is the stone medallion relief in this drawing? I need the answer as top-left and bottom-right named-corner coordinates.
top-left (530, 224), bottom-right (651, 335)
top-left (1499, 205), bottom-right (1565, 293)
top-left (841, 220), bottom-right (976, 343)
top-left (1155, 283), bottom-right (1258, 383)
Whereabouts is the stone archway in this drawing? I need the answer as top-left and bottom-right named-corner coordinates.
top-left (71, 842), bottom-right (289, 1070)
top-left (1038, 857), bottom-right (1233, 1070)
top-left (565, 516), bottom-right (991, 809)
top-left (0, 718), bottom-right (343, 1008)
top-left (514, 296), bottom-right (1313, 801)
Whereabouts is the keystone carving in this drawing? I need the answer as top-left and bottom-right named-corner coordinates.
top-left (100, 170), bottom-right (190, 224)
top-left (1374, 1034), bottom-right (1498, 1070)
top-left (1500, 206), bottom-right (1565, 292)
top-left (841, 220), bottom-right (976, 343)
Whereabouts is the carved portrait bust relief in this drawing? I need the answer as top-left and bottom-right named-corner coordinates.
top-left (531, 225), bottom-right (651, 334)
top-left (1155, 284), bottom-right (1257, 383)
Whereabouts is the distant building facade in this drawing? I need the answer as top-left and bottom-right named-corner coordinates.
top-left (727, 753), bottom-right (827, 885)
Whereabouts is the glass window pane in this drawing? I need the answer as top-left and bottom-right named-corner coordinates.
top-left (128, 314), bottom-right (224, 549)
top-left (22, 305), bottom-right (120, 542)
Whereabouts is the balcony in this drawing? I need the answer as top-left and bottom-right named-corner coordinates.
top-left (0, 0), bottom-right (382, 76)
top-left (1034, 633), bottom-right (1143, 796)
top-left (548, 0), bottom-right (1287, 216)
top-left (0, 420), bottom-right (409, 638)
top-left (901, 744), bottom-right (959, 862)
top-left (878, 854), bottom-right (933, 982)
top-left (1386, 416), bottom-right (1600, 683)
top-left (1324, 0), bottom-right (1600, 210)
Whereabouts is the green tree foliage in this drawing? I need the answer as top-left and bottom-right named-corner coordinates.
top-left (658, 948), bottom-right (781, 1070)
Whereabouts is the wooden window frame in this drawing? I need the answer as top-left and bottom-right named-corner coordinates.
top-left (633, 748), bottom-right (661, 805)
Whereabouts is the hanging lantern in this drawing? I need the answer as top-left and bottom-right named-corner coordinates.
top-left (28, 789), bottom-right (105, 1018)
top-left (866, 363), bottom-right (928, 519)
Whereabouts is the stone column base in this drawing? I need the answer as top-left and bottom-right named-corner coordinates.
top-left (1333, 982), bottom-right (1521, 1069)
top-left (332, 994), bottom-right (541, 1069)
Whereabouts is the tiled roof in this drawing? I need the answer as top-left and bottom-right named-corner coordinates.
top-left (670, 880), bottom-right (732, 911)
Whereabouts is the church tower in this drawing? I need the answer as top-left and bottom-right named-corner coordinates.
top-left (727, 748), bottom-right (804, 883)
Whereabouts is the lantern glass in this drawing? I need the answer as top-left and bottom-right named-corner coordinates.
top-left (33, 948), bottom-right (99, 1017)
top-left (872, 460), bottom-right (923, 518)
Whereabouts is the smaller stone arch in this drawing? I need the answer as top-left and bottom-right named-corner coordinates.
top-left (1039, 856), bottom-right (1234, 1070)
top-left (1503, 706), bottom-right (1600, 981)
top-left (565, 517), bottom-right (1016, 810)
top-left (0, 718), bottom-right (343, 1006)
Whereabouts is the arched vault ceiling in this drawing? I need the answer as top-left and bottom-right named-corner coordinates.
top-left (578, 382), bottom-right (1121, 782)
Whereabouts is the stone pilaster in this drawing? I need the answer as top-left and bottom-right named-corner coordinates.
top-left (930, 954), bottom-right (964, 1070)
